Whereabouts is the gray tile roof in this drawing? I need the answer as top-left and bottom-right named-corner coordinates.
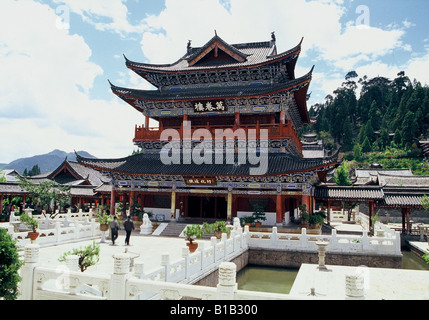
top-left (76, 151), bottom-right (339, 177)
top-left (125, 35), bottom-right (301, 73)
top-left (315, 186), bottom-right (384, 201)
top-left (110, 69), bottom-right (312, 102)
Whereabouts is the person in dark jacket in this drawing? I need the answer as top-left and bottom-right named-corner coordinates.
top-left (110, 216), bottom-right (119, 245)
top-left (123, 216), bottom-right (135, 245)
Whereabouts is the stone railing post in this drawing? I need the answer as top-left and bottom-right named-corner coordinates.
top-left (271, 227), bottom-right (278, 247)
top-left (66, 255), bottom-right (80, 272)
top-left (182, 247), bottom-right (190, 279)
top-left (134, 262), bottom-right (144, 279)
top-left (394, 231), bottom-right (401, 255)
top-left (361, 230), bottom-right (370, 251)
top-left (74, 222), bottom-right (80, 240)
top-left (19, 244), bottom-right (40, 300)
top-left (300, 228), bottom-right (309, 248)
top-left (221, 233), bottom-right (228, 258)
top-left (55, 222), bottom-right (61, 243)
top-left (161, 253), bottom-right (171, 282)
top-left (109, 253), bottom-right (130, 300)
top-left (330, 229), bottom-right (338, 249)
top-left (211, 236), bottom-right (218, 262)
top-left (216, 262), bottom-right (237, 300)
top-left (198, 242), bottom-right (205, 270)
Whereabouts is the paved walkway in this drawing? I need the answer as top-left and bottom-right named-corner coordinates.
top-left (35, 230), bottom-right (210, 275)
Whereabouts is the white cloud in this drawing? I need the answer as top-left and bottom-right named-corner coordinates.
top-left (0, 0), bottom-right (139, 163)
top-left (137, 0), bottom-right (411, 95)
top-left (51, 0), bottom-right (145, 35)
top-left (405, 49), bottom-right (429, 85)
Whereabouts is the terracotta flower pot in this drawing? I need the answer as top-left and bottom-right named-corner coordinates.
top-left (28, 232), bottom-right (39, 242)
top-left (100, 224), bottom-right (109, 232)
top-left (186, 242), bottom-right (198, 253)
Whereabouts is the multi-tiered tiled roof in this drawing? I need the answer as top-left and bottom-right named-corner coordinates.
top-left (109, 33), bottom-right (312, 129)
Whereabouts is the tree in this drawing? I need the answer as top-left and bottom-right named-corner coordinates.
top-left (353, 143), bottom-right (363, 161)
top-left (377, 127), bottom-right (390, 151)
top-left (334, 164), bottom-right (352, 186)
top-left (27, 164), bottom-right (41, 177)
top-left (393, 129), bottom-right (402, 146)
top-left (342, 117), bottom-right (354, 151)
top-left (362, 137), bottom-right (372, 153)
top-left (0, 228), bottom-right (23, 300)
top-left (58, 242), bottom-right (100, 272)
top-left (18, 177), bottom-right (71, 214)
top-left (401, 111), bottom-right (418, 147)
top-left (422, 195), bottom-right (429, 211)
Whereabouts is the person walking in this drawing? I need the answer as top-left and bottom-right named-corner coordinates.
top-left (123, 216), bottom-right (135, 245)
top-left (110, 216), bottom-right (119, 245)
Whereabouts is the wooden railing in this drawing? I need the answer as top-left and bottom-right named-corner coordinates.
top-left (133, 122), bottom-right (302, 151)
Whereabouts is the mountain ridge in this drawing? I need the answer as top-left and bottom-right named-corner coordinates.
top-left (0, 149), bottom-right (96, 174)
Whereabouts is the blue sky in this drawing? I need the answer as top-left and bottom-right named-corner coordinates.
top-left (0, 0), bottom-right (428, 164)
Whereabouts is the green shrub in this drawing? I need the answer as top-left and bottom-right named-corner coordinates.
top-left (0, 228), bottom-right (23, 300)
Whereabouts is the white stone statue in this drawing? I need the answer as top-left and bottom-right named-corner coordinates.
top-left (140, 213), bottom-right (153, 235)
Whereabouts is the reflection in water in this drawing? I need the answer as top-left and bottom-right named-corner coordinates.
top-left (237, 250), bottom-right (429, 294)
top-left (237, 266), bottom-right (298, 294)
top-left (402, 250), bottom-right (429, 270)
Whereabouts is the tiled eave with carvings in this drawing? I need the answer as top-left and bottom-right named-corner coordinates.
top-left (124, 37), bottom-right (303, 89)
top-left (110, 68), bottom-right (312, 128)
top-left (76, 151), bottom-right (339, 195)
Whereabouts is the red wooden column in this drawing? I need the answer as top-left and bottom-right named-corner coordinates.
top-left (129, 190), bottom-right (135, 215)
top-left (276, 194), bottom-right (284, 224)
top-left (0, 194), bottom-right (3, 214)
top-left (110, 189), bottom-right (116, 215)
top-left (234, 112), bottom-right (240, 128)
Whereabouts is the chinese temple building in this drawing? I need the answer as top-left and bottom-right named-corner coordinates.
top-left (76, 33), bottom-right (339, 224)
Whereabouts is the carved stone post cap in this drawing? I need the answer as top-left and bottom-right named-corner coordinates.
top-left (24, 243), bottom-right (40, 262)
top-left (113, 253), bottom-right (131, 274)
top-left (218, 262), bottom-right (237, 286)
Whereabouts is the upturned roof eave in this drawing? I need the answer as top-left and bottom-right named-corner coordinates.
top-left (109, 67), bottom-right (312, 104)
top-left (124, 39), bottom-right (302, 74)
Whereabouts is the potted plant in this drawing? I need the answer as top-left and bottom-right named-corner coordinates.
top-left (309, 210), bottom-right (326, 229)
top-left (183, 224), bottom-right (204, 252)
top-left (240, 216), bottom-right (254, 227)
top-left (203, 221), bottom-right (231, 239)
top-left (95, 212), bottom-right (113, 231)
top-left (298, 204), bottom-right (309, 228)
top-left (251, 204), bottom-right (266, 228)
top-left (20, 213), bottom-right (39, 242)
top-left (98, 204), bottom-right (109, 214)
top-left (58, 241), bottom-right (100, 272)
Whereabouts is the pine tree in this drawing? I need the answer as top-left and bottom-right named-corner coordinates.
top-left (342, 117), bottom-right (353, 151)
top-left (353, 143), bottom-right (363, 161)
top-left (401, 111), bottom-right (418, 147)
top-left (362, 137), bottom-right (372, 153)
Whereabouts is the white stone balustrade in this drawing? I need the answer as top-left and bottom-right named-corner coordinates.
top-left (20, 237), bottom-right (314, 300)
top-left (248, 222), bottom-right (401, 256)
top-left (6, 219), bottom-right (101, 248)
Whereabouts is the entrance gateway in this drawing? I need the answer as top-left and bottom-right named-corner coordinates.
top-left (77, 32), bottom-right (339, 223)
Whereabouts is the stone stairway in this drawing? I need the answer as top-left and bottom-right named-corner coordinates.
top-left (158, 221), bottom-right (188, 237)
